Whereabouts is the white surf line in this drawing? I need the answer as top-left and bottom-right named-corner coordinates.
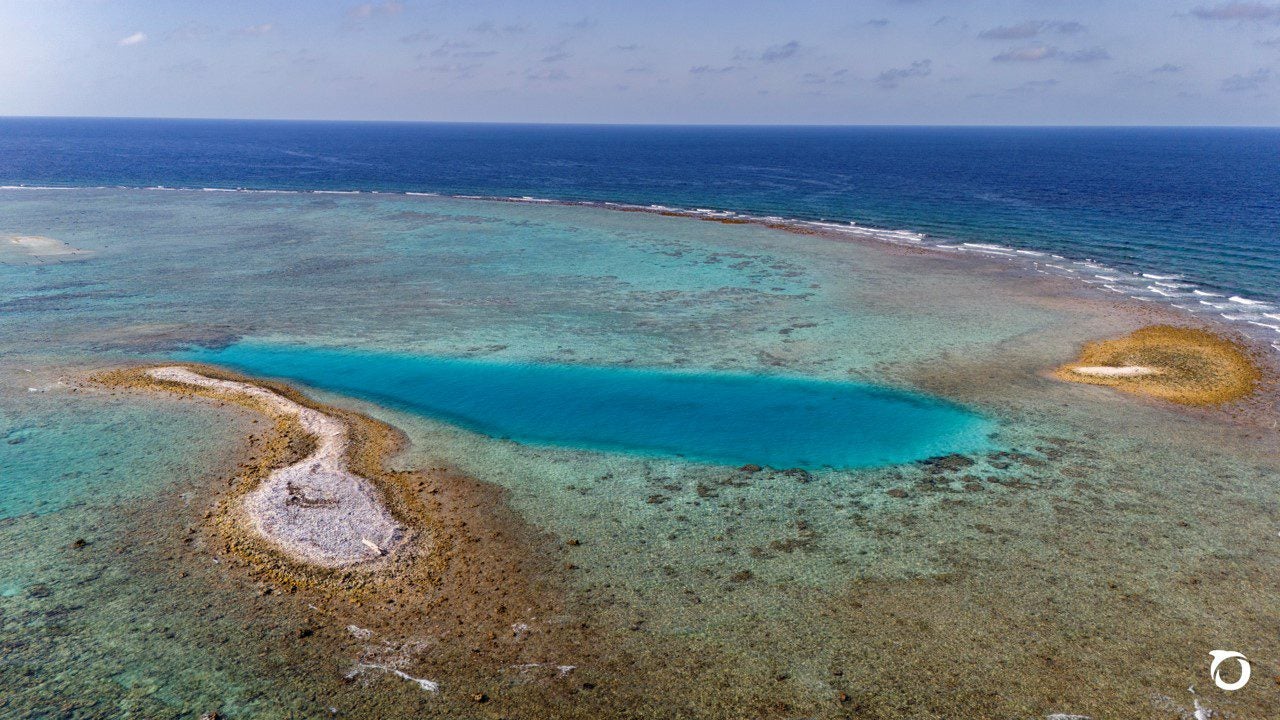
top-left (145, 366), bottom-right (406, 567)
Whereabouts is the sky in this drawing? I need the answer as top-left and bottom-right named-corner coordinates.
top-left (0, 0), bottom-right (1278, 125)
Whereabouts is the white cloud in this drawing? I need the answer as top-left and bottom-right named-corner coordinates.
top-left (1064, 47), bottom-right (1110, 63)
top-left (993, 45), bottom-right (1057, 62)
top-left (1191, 2), bottom-right (1280, 21)
top-left (469, 20), bottom-right (526, 36)
top-left (118, 32), bottom-right (147, 47)
top-left (760, 40), bottom-right (801, 62)
top-left (240, 23), bottom-right (275, 37)
top-left (525, 68), bottom-right (569, 81)
top-left (979, 20), bottom-right (1085, 40)
top-left (876, 59), bottom-right (932, 88)
top-left (991, 45), bottom-right (1109, 63)
top-left (348, 2), bottom-right (404, 20)
top-left (733, 40), bottom-right (803, 64)
top-left (689, 65), bottom-right (741, 75)
top-left (1004, 78), bottom-right (1060, 95)
top-left (400, 29), bottom-right (435, 43)
top-left (1222, 67), bottom-right (1272, 91)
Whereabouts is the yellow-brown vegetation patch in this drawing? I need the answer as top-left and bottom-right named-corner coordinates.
top-left (1054, 325), bottom-right (1261, 406)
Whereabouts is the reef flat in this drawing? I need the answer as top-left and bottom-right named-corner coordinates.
top-left (3, 189), bottom-right (1280, 719)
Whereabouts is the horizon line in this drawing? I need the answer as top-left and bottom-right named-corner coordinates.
top-left (2, 114), bottom-right (1278, 130)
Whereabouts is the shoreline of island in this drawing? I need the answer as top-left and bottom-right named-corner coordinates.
top-left (90, 363), bottom-right (445, 591)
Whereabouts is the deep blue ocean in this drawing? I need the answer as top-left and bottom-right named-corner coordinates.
top-left (1, 117), bottom-right (1277, 309)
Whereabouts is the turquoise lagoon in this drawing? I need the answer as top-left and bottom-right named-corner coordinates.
top-left (181, 344), bottom-right (991, 469)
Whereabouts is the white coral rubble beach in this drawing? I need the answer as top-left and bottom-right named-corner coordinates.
top-left (1070, 365), bottom-right (1159, 377)
top-left (146, 366), bottom-right (405, 567)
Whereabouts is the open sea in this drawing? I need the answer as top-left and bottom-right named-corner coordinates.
top-left (1, 118), bottom-right (1278, 347)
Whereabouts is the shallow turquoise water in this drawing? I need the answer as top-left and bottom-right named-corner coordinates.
top-left (181, 343), bottom-right (992, 469)
top-left (0, 388), bottom-right (250, 520)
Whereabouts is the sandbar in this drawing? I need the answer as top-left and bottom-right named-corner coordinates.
top-left (3, 234), bottom-right (89, 260)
